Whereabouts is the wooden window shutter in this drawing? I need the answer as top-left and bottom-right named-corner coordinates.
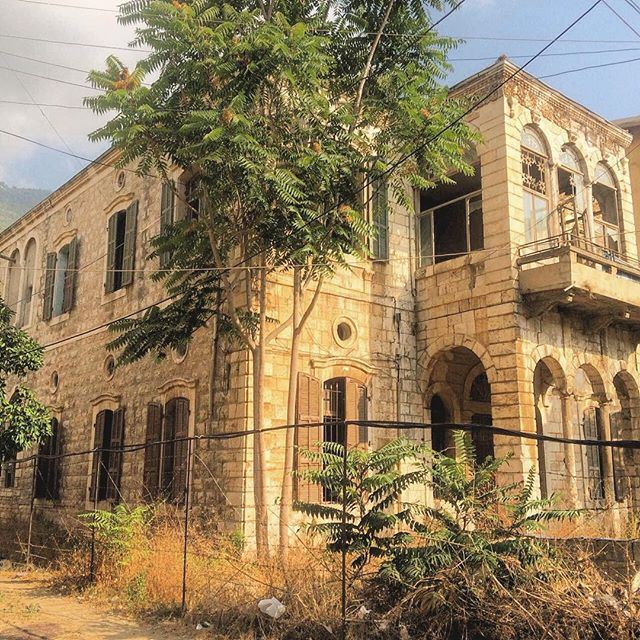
top-left (90, 411), bottom-right (106, 501)
top-left (143, 403), bottom-right (163, 502)
top-left (345, 380), bottom-right (368, 449)
top-left (36, 417), bottom-right (61, 500)
top-left (42, 252), bottom-right (57, 321)
top-left (171, 398), bottom-right (190, 504)
top-left (162, 399), bottom-right (176, 498)
top-left (105, 215), bottom-right (118, 293)
top-left (371, 175), bottom-right (389, 260)
top-left (294, 372), bottom-right (322, 504)
top-left (62, 237), bottom-right (79, 313)
top-left (121, 201), bottom-right (138, 287)
top-left (52, 418), bottom-right (62, 500)
top-left (106, 408), bottom-right (125, 502)
top-left (159, 182), bottom-right (175, 269)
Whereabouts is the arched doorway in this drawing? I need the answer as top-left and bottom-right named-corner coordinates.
top-left (427, 346), bottom-right (493, 463)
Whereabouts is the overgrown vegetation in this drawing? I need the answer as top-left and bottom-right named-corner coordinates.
top-left (39, 436), bottom-right (640, 638)
top-left (0, 299), bottom-right (51, 460)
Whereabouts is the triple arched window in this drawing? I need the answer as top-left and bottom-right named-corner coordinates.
top-left (520, 126), bottom-right (623, 255)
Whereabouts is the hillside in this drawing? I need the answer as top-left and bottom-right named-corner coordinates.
top-left (0, 182), bottom-right (50, 230)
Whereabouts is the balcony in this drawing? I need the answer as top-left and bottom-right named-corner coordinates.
top-left (517, 234), bottom-right (640, 325)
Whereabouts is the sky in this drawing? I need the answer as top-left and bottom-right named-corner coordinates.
top-left (0, 0), bottom-right (639, 191)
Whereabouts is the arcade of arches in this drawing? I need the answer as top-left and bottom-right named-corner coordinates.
top-left (426, 347), bottom-right (640, 510)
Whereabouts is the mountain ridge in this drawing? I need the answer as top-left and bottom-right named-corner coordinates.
top-left (0, 182), bottom-right (50, 231)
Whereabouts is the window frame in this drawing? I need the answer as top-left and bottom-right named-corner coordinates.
top-left (521, 143), bottom-right (550, 245)
top-left (418, 189), bottom-right (483, 267)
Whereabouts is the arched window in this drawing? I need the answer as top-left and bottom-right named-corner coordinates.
top-left (19, 239), bottom-right (37, 328)
top-left (5, 249), bottom-right (20, 320)
top-left (592, 163), bottom-right (621, 255)
top-left (557, 146), bottom-right (586, 237)
top-left (521, 127), bottom-right (550, 244)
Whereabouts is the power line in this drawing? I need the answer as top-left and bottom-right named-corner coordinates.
top-left (14, 0), bottom-right (118, 11)
top-left (603, 0), bottom-right (640, 38)
top-left (0, 32), bottom-right (150, 53)
top-left (0, 64), bottom-right (102, 91)
top-left (0, 49), bottom-right (90, 75)
top-left (539, 54), bottom-right (640, 79)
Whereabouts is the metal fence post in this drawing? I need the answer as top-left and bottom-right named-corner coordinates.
top-left (89, 451), bottom-right (100, 583)
top-left (341, 420), bottom-right (348, 640)
top-left (26, 454), bottom-right (37, 567)
top-left (181, 437), bottom-right (193, 615)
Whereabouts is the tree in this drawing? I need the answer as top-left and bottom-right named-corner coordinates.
top-left (0, 300), bottom-right (51, 460)
top-left (85, 0), bottom-right (478, 555)
top-left (294, 432), bottom-right (580, 589)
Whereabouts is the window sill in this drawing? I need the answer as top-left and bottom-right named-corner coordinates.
top-left (101, 286), bottom-right (129, 306)
top-left (49, 312), bottom-right (70, 327)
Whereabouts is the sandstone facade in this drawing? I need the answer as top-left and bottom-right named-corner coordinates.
top-left (2, 58), bottom-right (640, 541)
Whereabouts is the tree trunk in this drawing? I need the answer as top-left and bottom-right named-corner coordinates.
top-left (253, 265), bottom-right (270, 557)
top-left (279, 268), bottom-right (302, 554)
top-left (278, 272), bottom-right (324, 553)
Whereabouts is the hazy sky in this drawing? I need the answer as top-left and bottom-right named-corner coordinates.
top-left (0, 0), bottom-right (639, 190)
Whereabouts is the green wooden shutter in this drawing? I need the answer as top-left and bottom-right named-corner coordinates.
top-left (294, 373), bottom-right (323, 504)
top-left (371, 175), bottom-right (389, 260)
top-left (171, 398), bottom-right (190, 504)
top-left (121, 201), bottom-right (138, 287)
top-left (106, 408), bottom-right (125, 502)
top-left (90, 411), bottom-right (106, 501)
top-left (105, 215), bottom-right (118, 293)
top-left (159, 182), bottom-right (175, 269)
top-left (62, 237), bottom-right (78, 313)
top-left (42, 252), bottom-right (57, 321)
top-left (143, 403), bottom-right (163, 502)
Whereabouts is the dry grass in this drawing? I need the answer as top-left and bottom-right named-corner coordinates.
top-left (54, 513), bottom-right (344, 639)
top-left (43, 512), bottom-right (640, 640)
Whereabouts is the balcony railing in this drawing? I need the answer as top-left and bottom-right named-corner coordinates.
top-left (517, 233), bottom-right (640, 283)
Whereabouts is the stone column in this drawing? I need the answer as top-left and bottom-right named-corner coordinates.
top-left (559, 391), bottom-right (579, 507)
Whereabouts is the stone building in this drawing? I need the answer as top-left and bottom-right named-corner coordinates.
top-left (2, 57), bottom-right (640, 542)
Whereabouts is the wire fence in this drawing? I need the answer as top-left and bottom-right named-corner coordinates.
top-left (3, 419), bottom-right (640, 639)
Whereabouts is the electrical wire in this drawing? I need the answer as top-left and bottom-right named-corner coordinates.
top-left (0, 32), bottom-right (150, 52)
top-left (14, 0), bottom-right (118, 12)
top-left (539, 54), bottom-right (640, 79)
top-left (602, 0), bottom-right (640, 39)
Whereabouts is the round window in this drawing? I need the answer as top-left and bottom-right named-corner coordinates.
top-left (116, 170), bottom-right (126, 190)
top-left (333, 317), bottom-right (357, 348)
top-left (172, 342), bottom-right (189, 363)
top-left (50, 371), bottom-right (59, 393)
top-left (104, 355), bottom-right (116, 380)
top-left (65, 207), bottom-right (73, 225)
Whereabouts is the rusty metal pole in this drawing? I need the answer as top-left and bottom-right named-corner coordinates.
top-left (341, 421), bottom-right (348, 640)
top-left (181, 437), bottom-right (193, 616)
top-left (26, 454), bottom-right (37, 567)
top-left (89, 451), bottom-right (100, 583)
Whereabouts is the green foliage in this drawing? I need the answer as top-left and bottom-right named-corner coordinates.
top-left (0, 300), bottom-right (51, 460)
top-left (79, 505), bottom-right (153, 555)
top-left (85, 0), bottom-right (479, 362)
top-left (294, 438), bottom-right (430, 571)
top-left (295, 432), bottom-right (580, 591)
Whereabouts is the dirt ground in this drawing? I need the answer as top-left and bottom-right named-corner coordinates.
top-left (0, 570), bottom-right (195, 640)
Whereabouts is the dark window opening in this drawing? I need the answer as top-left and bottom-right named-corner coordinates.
top-left (185, 178), bottom-right (202, 222)
top-left (558, 167), bottom-right (586, 237)
top-left (143, 397), bottom-right (190, 504)
top-left (418, 164), bottom-right (483, 266)
top-left (470, 373), bottom-right (491, 403)
top-left (430, 395), bottom-right (453, 457)
top-left (90, 409), bottom-right (125, 502)
top-left (322, 377), bottom-right (368, 503)
top-left (106, 202), bottom-right (138, 293)
top-left (470, 413), bottom-right (494, 464)
top-left (35, 417), bottom-right (61, 500)
top-left (593, 183), bottom-right (620, 254)
top-left (3, 452), bottom-right (16, 489)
